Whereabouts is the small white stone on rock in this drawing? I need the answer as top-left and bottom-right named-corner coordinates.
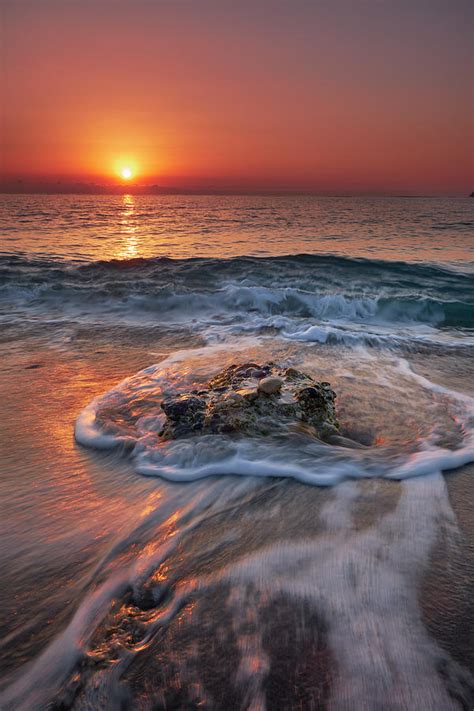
top-left (257, 376), bottom-right (284, 395)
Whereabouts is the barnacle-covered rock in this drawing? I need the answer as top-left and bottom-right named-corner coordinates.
top-left (160, 362), bottom-right (339, 441)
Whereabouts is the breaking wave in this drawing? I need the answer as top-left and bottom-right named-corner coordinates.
top-left (1, 255), bottom-right (473, 339)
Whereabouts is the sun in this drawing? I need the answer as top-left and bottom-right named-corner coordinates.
top-left (120, 167), bottom-right (133, 180)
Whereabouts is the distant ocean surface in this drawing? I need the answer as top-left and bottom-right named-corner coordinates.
top-left (2, 194), bottom-right (474, 262)
top-left (1, 194), bottom-right (474, 709)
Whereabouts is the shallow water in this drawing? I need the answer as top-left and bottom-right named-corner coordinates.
top-left (0, 195), bottom-right (473, 709)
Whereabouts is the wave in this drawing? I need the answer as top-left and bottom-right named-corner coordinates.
top-left (432, 221), bottom-right (474, 230)
top-left (1, 254), bottom-right (473, 334)
top-left (2, 251), bottom-right (472, 285)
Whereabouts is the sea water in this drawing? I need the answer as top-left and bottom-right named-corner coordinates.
top-left (0, 194), bottom-right (473, 709)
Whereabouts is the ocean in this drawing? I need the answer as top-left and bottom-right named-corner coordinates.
top-left (0, 194), bottom-right (473, 709)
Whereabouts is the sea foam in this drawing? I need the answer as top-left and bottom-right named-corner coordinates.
top-left (75, 345), bottom-right (474, 486)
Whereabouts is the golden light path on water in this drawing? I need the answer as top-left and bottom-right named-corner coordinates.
top-left (2, 195), bottom-right (473, 264)
top-left (118, 194), bottom-right (139, 259)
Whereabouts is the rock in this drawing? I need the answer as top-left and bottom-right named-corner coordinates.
top-left (159, 362), bottom-right (339, 441)
top-left (257, 376), bottom-right (284, 395)
top-left (208, 363), bottom-right (271, 391)
top-left (160, 395), bottom-right (206, 437)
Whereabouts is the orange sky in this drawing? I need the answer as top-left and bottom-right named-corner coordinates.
top-left (1, 0), bottom-right (473, 193)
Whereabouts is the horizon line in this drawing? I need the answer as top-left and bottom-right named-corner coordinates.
top-left (0, 182), bottom-right (470, 199)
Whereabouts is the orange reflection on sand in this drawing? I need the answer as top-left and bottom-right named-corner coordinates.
top-left (140, 490), bottom-right (164, 520)
top-left (165, 510), bottom-right (181, 533)
top-left (20, 352), bottom-right (162, 533)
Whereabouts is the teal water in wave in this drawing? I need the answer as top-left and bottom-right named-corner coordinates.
top-left (0, 195), bottom-right (473, 341)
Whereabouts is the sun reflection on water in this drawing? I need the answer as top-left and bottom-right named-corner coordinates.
top-left (118, 194), bottom-right (139, 259)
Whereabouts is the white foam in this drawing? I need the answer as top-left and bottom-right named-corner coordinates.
top-left (75, 344), bottom-right (474, 485)
top-left (74, 400), bottom-right (127, 449)
top-left (135, 436), bottom-right (362, 486)
top-left (7, 276), bottom-right (471, 347)
top-left (133, 430), bottom-right (474, 486)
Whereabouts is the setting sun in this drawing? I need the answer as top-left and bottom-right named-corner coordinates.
top-left (120, 167), bottom-right (133, 180)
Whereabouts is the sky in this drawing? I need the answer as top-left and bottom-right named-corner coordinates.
top-left (1, 0), bottom-right (473, 194)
